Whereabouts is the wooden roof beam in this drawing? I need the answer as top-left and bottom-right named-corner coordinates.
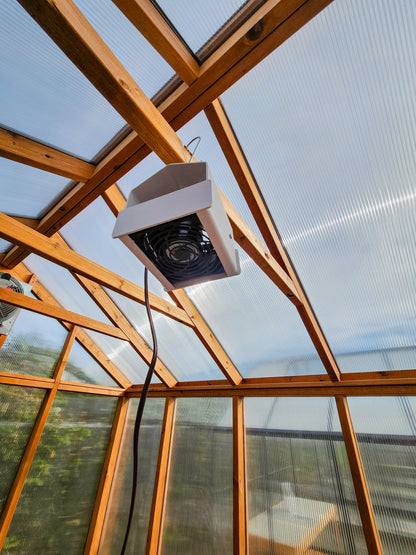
top-left (0, 126), bottom-right (95, 182)
top-left (205, 99), bottom-right (340, 382)
top-left (0, 212), bottom-right (192, 326)
top-left (112, 0), bottom-right (199, 85)
top-left (4, 0), bottom-right (333, 268)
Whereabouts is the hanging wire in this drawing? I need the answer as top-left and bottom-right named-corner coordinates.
top-left (120, 267), bottom-right (158, 554)
top-left (185, 136), bottom-right (201, 163)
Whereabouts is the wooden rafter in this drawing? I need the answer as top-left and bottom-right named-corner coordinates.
top-left (0, 325), bottom-right (77, 549)
top-left (233, 397), bottom-right (248, 554)
top-left (146, 397), bottom-right (176, 554)
top-left (102, 183), bottom-right (243, 386)
top-left (84, 396), bottom-right (129, 555)
top-left (0, 126), bottom-right (95, 181)
top-left (112, 0), bottom-right (199, 85)
top-left (4, 0), bottom-right (333, 269)
top-left (0, 286), bottom-right (128, 340)
top-left (335, 396), bottom-right (383, 554)
top-left (0, 212), bottom-right (192, 326)
top-left (11, 262), bottom-right (131, 389)
top-left (205, 99), bottom-right (341, 382)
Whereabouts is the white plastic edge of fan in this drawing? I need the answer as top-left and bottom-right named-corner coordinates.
top-left (0, 278), bottom-right (32, 334)
top-left (112, 170), bottom-right (240, 290)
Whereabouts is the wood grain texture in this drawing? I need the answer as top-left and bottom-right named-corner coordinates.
top-left (233, 397), bottom-right (248, 554)
top-left (0, 126), bottom-right (95, 181)
top-left (335, 396), bottom-right (383, 554)
top-left (112, 0), bottom-right (199, 84)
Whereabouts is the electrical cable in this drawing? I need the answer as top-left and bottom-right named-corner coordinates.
top-left (185, 136), bottom-right (201, 163)
top-left (120, 267), bottom-right (158, 555)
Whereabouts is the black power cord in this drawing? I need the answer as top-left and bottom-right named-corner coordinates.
top-left (120, 267), bottom-right (158, 554)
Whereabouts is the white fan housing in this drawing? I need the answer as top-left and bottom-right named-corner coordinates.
top-left (112, 162), bottom-right (240, 290)
top-left (0, 274), bottom-right (32, 335)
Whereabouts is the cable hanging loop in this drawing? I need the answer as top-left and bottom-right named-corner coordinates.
top-left (185, 136), bottom-right (201, 163)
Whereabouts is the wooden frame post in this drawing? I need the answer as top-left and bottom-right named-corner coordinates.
top-left (233, 397), bottom-right (248, 554)
top-left (0, 325), bottom-right (78, 549)
top-left (146, 397), bottom-right (176, 555)
top-left (84, 395), bottom-right (129, 555)
top-left (335, 396), bottom-right (383, 554)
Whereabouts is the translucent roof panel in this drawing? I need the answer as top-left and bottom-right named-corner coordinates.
top-left (187, 251), bottom-right (325, 378)
top-left (73, 0), bottom-right (175, 99)
top-left (222, 0), bottom-right (416, 373)
top-left (0, 0), bottom-right (124, 159)
top-left (25, 254), bottom-right (113, 325)
top-left (85, 330), bottom-right (159, 384)
top-left (63, 338), bottom-right (119, 387)
top-left (108, 289), bottom-right (225, 382)
top-left (0, 157), bottom-right (70, 218)
top-left (61, 196), bottom-right (170, 301)
top-left (156, 0), bottom-right (248, 55)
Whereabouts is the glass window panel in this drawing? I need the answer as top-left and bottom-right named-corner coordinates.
top-left (62, 338), bottom-right (119, 387)
top-left (349, 397), bottom-right (416, 554)
top-left (5, 391), bottom-right (117, 555)
top-left (0, 157), bottom-right (70, 219)
top-left (0, 385), bottom-right (45, 516)
top-left (161, 398), bottom-right (233, 554)
top-left (25, 254), bottom-right (113, 325)
top-left (73, 0), bottom-right (175, 99)
top-left (0, 0), bottom-right (124, 159)
top-left (156, 0), bottom-right (247, 55)
top-left (99, 398), bottom-right (165, 554)
top-left (245, 397), bottom-right (366, 554)
top-left (222, 0), bottom-right (416, 373)
top-left (0, 309), bottom-right (68, 377)
top-left (187, 251), bottom-right (325, 377)
top-left (84, 330), bottom-right (158, 384)
top-left (108, 289), bottom-right (225, 381)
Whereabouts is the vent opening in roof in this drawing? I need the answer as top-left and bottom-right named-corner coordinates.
top-left (129, 213), bottom-right (225, 287)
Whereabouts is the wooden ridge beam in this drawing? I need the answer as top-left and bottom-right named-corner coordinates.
top-left (102, 184), bottom-right (243, 386)
top-left (4, 0), bottom-right (333, 268)
top-left (0, 326), bottom-right (77, 550)
top-left (146, 397), bottom-right (176, 554)
top-left (0, 212), bottom-right (192, 326)
top-left (11, 262), bottom-right (131, 389)
top-left (0, 126), bottom-right (95, 181)
top-left (335, 396), bottom-right (383, 554)
top-left (84, 396), bottom-right (129, 554)
top-left (0, 286), bottom-right (128, 341)
top-left (205, 99), bottom-right (340, 382)
top-left (233, 397), bottom-right (248, 554)
top-left (112, 0), bottom-right (199, 85)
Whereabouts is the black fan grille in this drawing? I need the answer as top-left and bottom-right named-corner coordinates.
top-left (129, 213), bottom-right (224, 286)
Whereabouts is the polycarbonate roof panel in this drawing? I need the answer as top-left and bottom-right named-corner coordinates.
top-left (186, 250), bottom-right (325, 378)
top-left (0, 0), bottom-right (124, 160)
top-left (107, 289), bottom-right (225, 382)
top-left (73, 0), bottom-right (175, 98)
top-left (61, 196), bottom-right (170, 302)
top-left (156, 0), bottom-right (248, 54)
top-left (63, 338), bottom-right (119, 387)
top-left (222, 0), bottom-right (416, 373)
top-left (25, 254), bottom-right (113, 325)
top-left (85, 329), bottom-right (159, 384)
top-left (0, 157), bottom-right (70, 218)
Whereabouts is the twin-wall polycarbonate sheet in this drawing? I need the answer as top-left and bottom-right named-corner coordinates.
top-left (156, 0), bottom-right (249, 55)
top-left (5, 392), bottom-right (117, 555)
top-left (348, 397), bottom-right (416, 554)
top-left (245, 397), bottom-right (366, 554)
top-left (0, 0), bottom-right (124, 160)
top-left (0, 157), bottom-right (70, 219)
top-left (63, 338), bottom-right (119, 387)
top-left (222, 0), bottom-right (416, 373)
top-left (73, 0), bottom-right (175, 99)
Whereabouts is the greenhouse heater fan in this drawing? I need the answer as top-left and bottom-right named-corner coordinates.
top-left (0, 273), bottom-right (32, 335)
top-left (112, 162), bottom-right (240, 290)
